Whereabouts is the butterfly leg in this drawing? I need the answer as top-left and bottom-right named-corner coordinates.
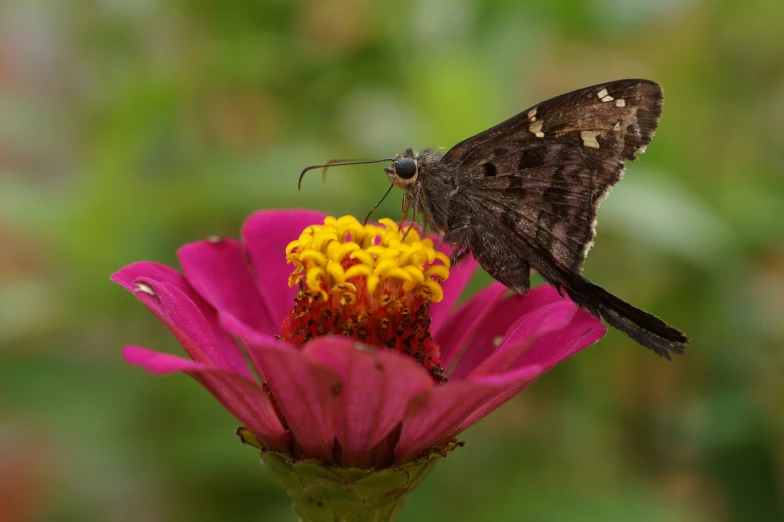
top-left (398, 197), bottom-right (410, 230)
top-left (401, 200), bottom-right (419, 241)
top-left (449, 247), bottom-right (471, 267)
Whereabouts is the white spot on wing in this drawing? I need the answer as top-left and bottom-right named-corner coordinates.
top-left (615, 99), bottom-right (626, 107)
top-left (529, 119), bottom-right (544, 138)
top-left (601, 95), bottom-right (614, 102)
top-left (613, 122), bottom-right (621, 132)
top-left (582, 217), bottom-right (599, 259)
top-left (597, 88), bottom-right (609, 99)
top-left (582, 240), bottom-right (595, 259)
top-left (580, 130), bottom-right (601, 148)
top-left (527, 108), bottom-right (537, 121)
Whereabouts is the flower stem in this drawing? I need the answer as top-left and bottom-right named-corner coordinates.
top-left (291, 496), bottom-right (404, 522)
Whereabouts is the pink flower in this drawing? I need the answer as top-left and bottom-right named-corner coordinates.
top-left (112, 209), bottom-right (606, 468)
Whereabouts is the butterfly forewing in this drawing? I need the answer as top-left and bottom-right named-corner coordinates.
top-left (442, 79), bottom-right (663, 171)
top-left (439, 79), bottom-right (663, 274)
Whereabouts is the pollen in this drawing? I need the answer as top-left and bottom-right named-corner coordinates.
top-left (281, 215), bottom-right (452, 381)
top-left (285, 215), bottom-right (450, 304)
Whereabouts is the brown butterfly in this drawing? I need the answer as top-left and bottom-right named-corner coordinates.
top-left (300, 80), bottom-right (689, 359)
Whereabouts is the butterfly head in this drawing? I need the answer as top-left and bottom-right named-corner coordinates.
top-left (384, 148), bottom-right (419, 190)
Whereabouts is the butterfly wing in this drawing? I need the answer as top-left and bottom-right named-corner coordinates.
top-left (441, 79), bottom-right (662, 273)
top-left (437, 80), bottom-right (687, 358)
top-left (442, 79), bottom-right (662, 180)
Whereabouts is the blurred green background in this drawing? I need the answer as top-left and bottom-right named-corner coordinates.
top-left (1, 0), bottom-right (783, 520)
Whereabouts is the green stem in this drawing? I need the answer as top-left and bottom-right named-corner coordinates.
top-left (292, 496), bottom-right (404, 522)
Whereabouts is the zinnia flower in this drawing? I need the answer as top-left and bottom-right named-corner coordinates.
top-left (112, 209), bottom-right (606, 521)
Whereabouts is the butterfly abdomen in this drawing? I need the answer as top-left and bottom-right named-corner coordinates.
top-left (561, 272), bottom-right (689, 359)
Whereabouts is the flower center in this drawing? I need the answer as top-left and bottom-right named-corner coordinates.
top-left (280, 215), bottom-right (450, 381)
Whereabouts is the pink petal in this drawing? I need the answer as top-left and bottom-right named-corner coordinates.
top-left (470, 301), bottom-right (604, 377)
top-left (436, 282), bottom-right (509, 369)
top-left (111, 262), bottom-right (252, 378)
top-left (449, 285), bottom-right (566, 379)
top-left (429, 249), bottom-right (478, 336)
top-left (112, 274), bottom-right (230, 368)
top-left (463, 300), bottom-right (578, 377)
top-left (242, 209), bottom-right (327, 330)
top-left (218, 310), bottom-right (290, 381)
top-left (178, 238), bottom-right (278, 337)
top-left (123, 345), bottom-right (288, 451)
top-left (244, 342), bottom-right (341, 463)
top-left (506, 308), bottom-right (606, 372)
top-left (304, 337), bottom-right (436, 467)
top-left (124, 344), bottom-right (202, 373)
top-left (455, 317), bottom-right (606, 434)
top-left (394, 365), bottom-right (543, 463)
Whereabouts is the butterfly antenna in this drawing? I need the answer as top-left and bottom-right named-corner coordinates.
top-left (318, 158), bottom-right (371, 183)
top-left (298, 158), bottom-right (396, 190)
top-left (363, 184), bottom-right (395, 225)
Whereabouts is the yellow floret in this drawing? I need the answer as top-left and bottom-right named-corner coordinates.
top-left (285, 215), bottom-right (451, 303)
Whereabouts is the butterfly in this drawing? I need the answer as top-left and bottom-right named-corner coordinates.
top-left (300, 79), bottom-right (689, 359)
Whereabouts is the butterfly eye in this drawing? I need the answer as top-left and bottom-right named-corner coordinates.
top-left (395, 158), bottom-right (417, 179)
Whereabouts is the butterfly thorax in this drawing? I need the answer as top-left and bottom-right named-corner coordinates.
top-left (406, 148), bottom-right (452, 233)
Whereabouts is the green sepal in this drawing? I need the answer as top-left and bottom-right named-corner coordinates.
top-left (238, 428), bottom-right (462, 522)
